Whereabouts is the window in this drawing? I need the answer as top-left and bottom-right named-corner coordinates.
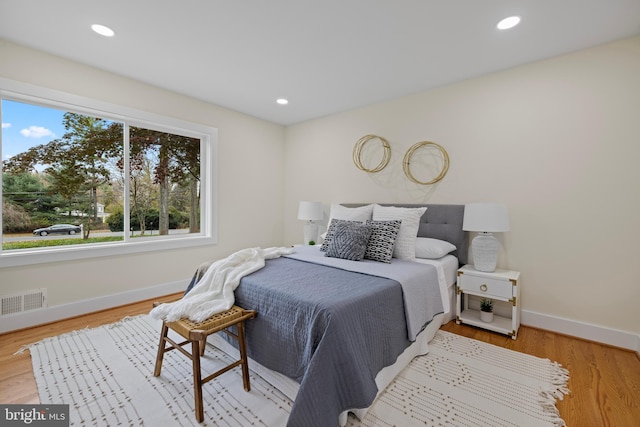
top-left (0, 79), bottom-right (217, 267)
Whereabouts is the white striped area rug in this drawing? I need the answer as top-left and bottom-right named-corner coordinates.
top-left (23, 315), bottom-right (569, 427)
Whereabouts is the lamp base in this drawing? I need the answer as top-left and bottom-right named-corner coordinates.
top-left (471, 232), bottom-right (499, 272)
top-left (303, 222), bottom-right (318, 245)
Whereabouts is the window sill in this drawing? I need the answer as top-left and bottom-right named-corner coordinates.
top-left (0, 234), bottom-right (216, 268)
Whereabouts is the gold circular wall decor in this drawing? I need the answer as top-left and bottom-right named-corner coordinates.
top-left (402, 141), bottom-right (450, 185)
top-left (352, 134), bottom-right (391, 173)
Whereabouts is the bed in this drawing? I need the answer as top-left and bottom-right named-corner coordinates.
top-left (201, 203), bottom-right (468, 426)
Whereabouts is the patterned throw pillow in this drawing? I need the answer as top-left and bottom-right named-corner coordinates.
top-left (320, 218), bottom-right (363, 252)
top-left (325, 221), bottom-right (373, 261)
top-left (364, 220), bottom-right (402, 263)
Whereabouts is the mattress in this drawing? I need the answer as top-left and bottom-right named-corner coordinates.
top-left (415, 253), bottom-right (459, 322)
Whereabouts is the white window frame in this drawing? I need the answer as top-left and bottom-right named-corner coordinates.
top-left (0, 78), bottom-right (218, 268)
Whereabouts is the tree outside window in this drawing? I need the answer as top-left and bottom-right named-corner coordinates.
top-left (1, 98), bottom-right (204, 254)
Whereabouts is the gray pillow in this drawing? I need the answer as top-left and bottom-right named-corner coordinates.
top-left (325, 221), bottom-right (372, 261)
top-left (320, 218), bottom-right (363, 252)
top-left (364, 220), bottom-right (401, 263)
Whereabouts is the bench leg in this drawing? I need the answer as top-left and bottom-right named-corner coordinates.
top-left (192, 339), bottom-right (204, 423)
top-left (237, 321), bottom-right (251, 392)
top-left (154, 322), bottom-right (169, 377)
top-left (199, 337), bottom-right (206, 357)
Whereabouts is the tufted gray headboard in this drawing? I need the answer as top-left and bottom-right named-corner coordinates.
top-left (342, 203), bottom-right (468, 266)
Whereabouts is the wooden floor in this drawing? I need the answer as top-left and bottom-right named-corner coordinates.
top-left (1, 295), bottom-right (639, 426)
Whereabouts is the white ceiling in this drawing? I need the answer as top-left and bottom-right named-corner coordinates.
top-left (1, 1), bottom-right (639, 125)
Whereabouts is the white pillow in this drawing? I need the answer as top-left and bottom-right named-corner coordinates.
top-left (328, 203), bottom-right (373, 222)
top-left (322, 204), bottom-right (374, 238)
top-left (372, 205), bottom-right (427, 260)
top-left (415, 237), bottom-right (456, 259)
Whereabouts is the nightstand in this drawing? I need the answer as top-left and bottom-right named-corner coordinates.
top-left (456, 264), bottom-right (521, 339)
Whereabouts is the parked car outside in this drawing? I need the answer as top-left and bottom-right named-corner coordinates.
top-left (33, 224), bottom-right (82, 236)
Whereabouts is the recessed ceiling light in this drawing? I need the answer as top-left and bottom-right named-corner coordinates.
top-left (91, 24), bottom-right (115, 37)
top-left (276, 98), bottom-right (289, 105)
top-left (496, 16), bottom-right (521, 30)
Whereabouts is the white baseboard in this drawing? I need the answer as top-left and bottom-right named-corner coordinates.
top-left (522, 309), bottom-right (640, 355)
top-left (0, 280), bottom-right (187, 334)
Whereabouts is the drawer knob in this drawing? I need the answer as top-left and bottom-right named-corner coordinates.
top-left (480, 284), bottom-right (488, 292)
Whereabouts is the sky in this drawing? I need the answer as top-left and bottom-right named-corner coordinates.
top-left (1, 99), bottom-right (66, 162)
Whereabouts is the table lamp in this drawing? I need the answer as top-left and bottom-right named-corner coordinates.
top-left (462, 203), bottom-right (510, 272)
top-left (297, 201), bottom-right (323, 245)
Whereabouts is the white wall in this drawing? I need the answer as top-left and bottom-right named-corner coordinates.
top-left (2, 36), bottom-right (638, 351)
top-left (284, 36), bottom-right (640, 343)
top-left (0, 40), bottom-right (286, 319)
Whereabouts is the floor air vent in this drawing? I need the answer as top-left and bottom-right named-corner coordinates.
top-left (1, 289), bottom-right (47, 315)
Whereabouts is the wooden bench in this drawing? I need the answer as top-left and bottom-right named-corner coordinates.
top-left (153, 304), bottom-right (257, 422)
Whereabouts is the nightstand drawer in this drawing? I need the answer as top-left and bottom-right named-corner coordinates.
top-left (458, 274), bottom-right (513, 299)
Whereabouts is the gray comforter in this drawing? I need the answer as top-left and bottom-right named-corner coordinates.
top-left (189, 247), bottom-right (443, 427)
top-left (286, 245), bottom-right (444, 341)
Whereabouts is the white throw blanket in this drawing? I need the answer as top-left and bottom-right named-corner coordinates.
top-left (149, 246), bottom-right (294, 322)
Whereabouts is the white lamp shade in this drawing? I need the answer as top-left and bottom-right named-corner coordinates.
top-left (297, 201), bottom-right (323, 221)
top-left (462, 203), bottom-right (510, 232)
